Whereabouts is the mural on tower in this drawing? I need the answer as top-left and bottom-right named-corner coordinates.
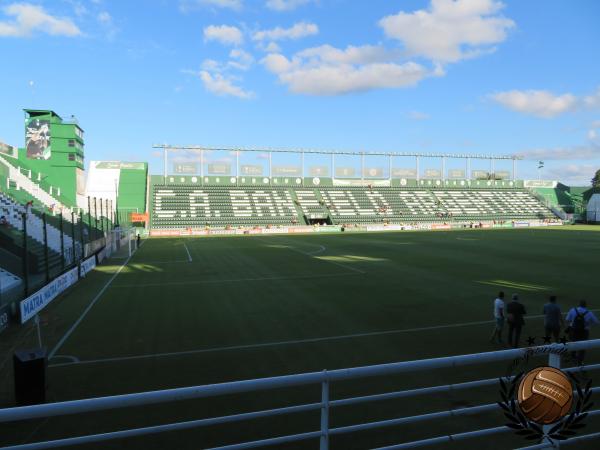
top-left (25, 118), bottom-right (51, 160)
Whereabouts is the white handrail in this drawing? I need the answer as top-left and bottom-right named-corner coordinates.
top-left (1, 340), bottom-right (599, 449)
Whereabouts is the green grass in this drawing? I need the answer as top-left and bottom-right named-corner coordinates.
top-left (1, 226), bottom-right (600, 449)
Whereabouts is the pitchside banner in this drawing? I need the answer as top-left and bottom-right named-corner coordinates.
top-left (524, 180), bottom-right (557, 188)
top-left (309, 166), bottom-right (329, 176)
top-left (335, 167), bottom-right (355, 177)
top-left (20, 267), bottom-right (78, 323)
top-left (174, 163), bottom-right (198, 174)
top-left (424, 169), bottom-right (441, 178)
top-left (0, 303), bottom-right (10, 335)
top-left (392, 168), bottom-right (417, 178)
top-left (80, 255), bottom-right (97, 277)
top-left (272, 166), bottom-right (301, 176)
top-left (240, 165), bottom-right (263, 175)
top-left (363, 167), bottom-right (383, 177)
top-left (0, 141), bottom-right (17, 158)
top-left (448, 169), bottom-right (465, 179)
top-left (472, 170), bottom-right (489, 179)
top-left (208, 163), bottom-right (231, 175)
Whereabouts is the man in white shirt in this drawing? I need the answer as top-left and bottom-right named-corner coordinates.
top-left (490, 291), bottom-right (505, 344)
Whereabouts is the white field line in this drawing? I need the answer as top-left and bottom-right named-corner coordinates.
top-left (270, 238), bottom-right (366, 274)
top-left (138, 260), bottom-right (189, 264)
top-left (183, 241), bottom-right (192, 262)
top-left (48, 252), bottom-right (134, 359)
top-left (111, 271), bottom-right (356, 289)
top-left (307, 244), bottom-right (326, 255)
top-left (48, 310), bottom-right (599, 368)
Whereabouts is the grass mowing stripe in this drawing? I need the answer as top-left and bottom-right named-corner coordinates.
top-left (264, 237), bottom-right (366, 274)
top-left (48, 319), bottom-right (494, 367)
top-left (49, 309), bottom-right (600, 368)
top-left (48, 250), bottom-right (136, 359)
top-left (111, 271), bottom-right (357, 288)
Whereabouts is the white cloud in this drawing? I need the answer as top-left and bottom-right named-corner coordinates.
top-left (66, 1), bottom-right (88, 17)
top-left (407, 111), bottom-right (430, 120)
top-left (583, 88), bottom-right (600, 109)
top-left (490, 90), bottom-right (578, 118)
top-left (253, 21), bottom-right (318, 42)
top-left (262, 45), bottom-right (430, 95)
top-left (379, 0), bottom-right (515, 63)
top-left (228, 49), bottom-right (254, 70)
top-left (265, 0), bottom-right (312, 12)
top-left (517, 144), bottom-right (600, 161)
top-left (263, 41), bottom-right (281, 53)
top-left (588, 120), bottom-right (600, 141)
top-left (200, 49), bottom-right (254, 72)
top-left (544, 163), bottom-right (599, 184)
top-left (491, 87), bottom-right (600, 118)
top-left (96, 10), bottom-right (118, 40)
top-left (201, 59), bottom-right (224, 72)
top-left (199, 71), bottom-right (255, 99)
top-left (0, 3), bottom-right (81, 37)
top-left (97, 11), bottom-right (111, 25)
top-left (203, 24), bottom-right (243, 46)
top-left (181, 0), bottom-right (243, 12)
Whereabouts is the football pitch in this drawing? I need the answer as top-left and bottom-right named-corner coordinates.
top-left (2, 226), bottom-right (600, 449)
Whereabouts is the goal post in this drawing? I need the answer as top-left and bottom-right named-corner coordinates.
top-left (104, 227), bottom-right (136, 259)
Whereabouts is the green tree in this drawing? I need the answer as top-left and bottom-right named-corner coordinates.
top-left (593, 169), bottom-right (600, 188)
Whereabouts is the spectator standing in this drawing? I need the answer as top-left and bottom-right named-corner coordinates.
top-left (506, 294), bottom-right (526, 348)
top-left (566, 300), bottom-right (600, 364)
top-left (543, 295), bottom-right (564, 343)
top-left (490, 291), bottom-right (505, 344)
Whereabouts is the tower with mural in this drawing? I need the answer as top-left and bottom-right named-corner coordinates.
top-left (19, 109), bottom-right (85, 208)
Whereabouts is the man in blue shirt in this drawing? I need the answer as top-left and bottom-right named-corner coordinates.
top-left (543, 295), bottom-right (564, 343)
top-left (566, 300), bottom-right (599, 363)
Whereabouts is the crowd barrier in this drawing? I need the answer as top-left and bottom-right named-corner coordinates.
top-left (150, 220), bottom-right (564, 237)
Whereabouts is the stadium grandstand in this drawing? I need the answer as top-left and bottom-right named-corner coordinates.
top-left (1, 110), bottom-right (600, 450)
top-left (146, 145), bottom-right (582, 236)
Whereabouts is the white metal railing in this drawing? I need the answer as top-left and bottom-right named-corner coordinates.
top-left (1, 340), bottom-right (600, 449)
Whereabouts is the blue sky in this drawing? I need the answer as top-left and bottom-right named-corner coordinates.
top-left (0, 0), bottom-right (599, 184)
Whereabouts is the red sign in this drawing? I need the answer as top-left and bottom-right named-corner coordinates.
top-left (131, 212), bottom-right (149, 223)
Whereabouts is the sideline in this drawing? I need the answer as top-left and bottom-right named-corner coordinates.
top-left (48, 250), bottom-right (138, 359)
top-left (49, 309), bottom-right (600, 368)
top-left (183, 242), bottom-right (192, 262)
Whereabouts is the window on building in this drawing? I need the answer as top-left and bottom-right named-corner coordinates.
top-left (68, 139), bottom-right (75, 147)
top-left (68, 153), bottom-right (75, 161)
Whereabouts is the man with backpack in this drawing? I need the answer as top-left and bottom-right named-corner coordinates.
top-left (506, 293), bottom-right (527, 348)
top-left (566, 300), bottom-right (599, 363)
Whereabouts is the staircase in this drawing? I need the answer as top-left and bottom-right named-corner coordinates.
top-left (0, 193), bottom-right (77, 266)
top-left (0, 154), bottom-right (72, 219)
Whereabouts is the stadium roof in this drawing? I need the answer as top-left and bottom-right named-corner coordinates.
top-left (152, 144), bottom-right (521, 160)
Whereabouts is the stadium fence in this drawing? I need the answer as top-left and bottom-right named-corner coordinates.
top-left (1, 340), bottom-right (599, 449)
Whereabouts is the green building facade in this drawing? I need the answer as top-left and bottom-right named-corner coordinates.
top-left (17, 109), bottom-right (85, 207)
